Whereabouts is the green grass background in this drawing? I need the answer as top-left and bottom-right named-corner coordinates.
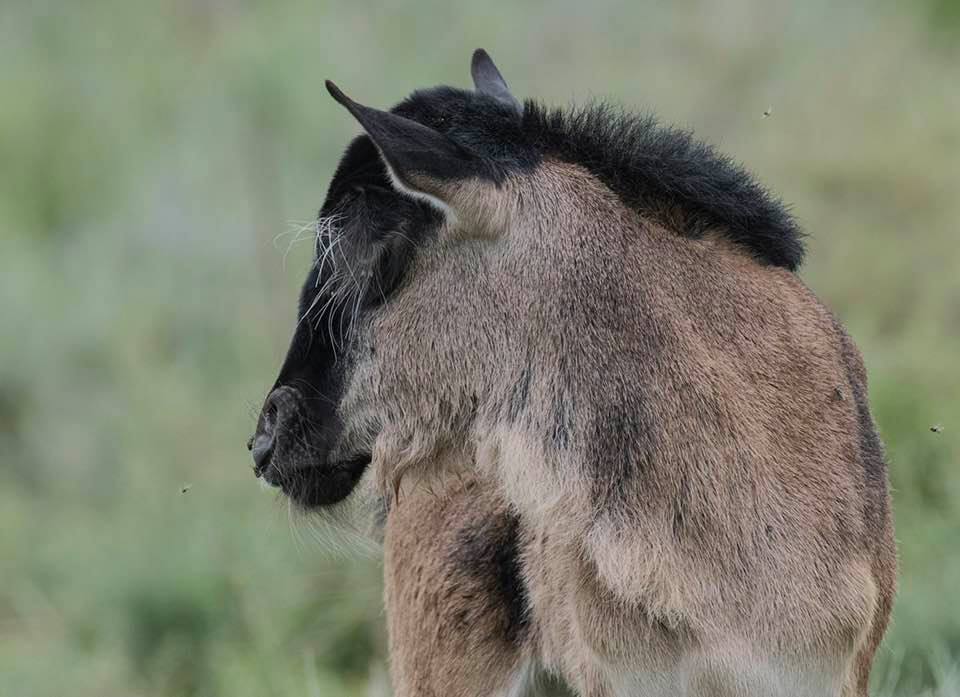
top-left (1, 1), bottom-right (958, 695)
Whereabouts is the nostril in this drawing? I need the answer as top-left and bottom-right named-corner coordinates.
top-left (251, 394), bottom-right (283, 474)
top-left (250, 386), bottom-right (299, 477)
top-left (247, 387), bottom-right (290, 477)
top-left (251, 433), bottom-right (274, 473)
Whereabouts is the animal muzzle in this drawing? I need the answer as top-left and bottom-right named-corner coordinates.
top-left (249, 385), bottom-right (301, 483)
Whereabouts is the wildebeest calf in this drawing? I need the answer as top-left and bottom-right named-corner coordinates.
top-left (249, 49), bottom-right (896, 696)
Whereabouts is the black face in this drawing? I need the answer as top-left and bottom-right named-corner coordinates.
top-left (248, 134), bottom-right (439, 507)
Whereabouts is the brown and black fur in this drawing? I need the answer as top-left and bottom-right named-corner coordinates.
top-left (250, 49), bottom-right (896, 696)
top-left (385, 473), bottom-right (534, 696)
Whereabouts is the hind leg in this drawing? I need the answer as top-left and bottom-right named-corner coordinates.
top-left (383, 474), bottom-right (534, 697)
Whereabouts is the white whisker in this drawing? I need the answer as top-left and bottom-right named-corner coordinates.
top-left (281, 220), bottom-right (319, 270)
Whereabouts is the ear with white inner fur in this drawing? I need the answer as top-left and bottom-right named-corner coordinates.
top-left (325, 80), bottom-right (484, 215)
top-left (470, 48), bottom-right (522, 115)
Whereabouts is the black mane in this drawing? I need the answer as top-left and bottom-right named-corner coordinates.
top-left (520, 101), bottom-right (804, 270)
top-left (390, 86), bottom-right (804, 270)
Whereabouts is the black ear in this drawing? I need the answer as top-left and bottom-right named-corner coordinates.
top-left (470, 49), bottom-right (522, 115)
top-left (325, 80), bottom-right (482, 196)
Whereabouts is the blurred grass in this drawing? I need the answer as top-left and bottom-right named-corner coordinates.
top-left (1, 1), bottom-right (958, 695)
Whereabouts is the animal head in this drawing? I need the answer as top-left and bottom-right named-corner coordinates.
top-left (248, 49), bottom-right (802, 524)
